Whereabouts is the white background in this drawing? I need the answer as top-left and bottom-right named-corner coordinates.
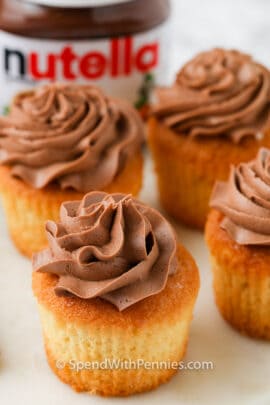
top-left (170, 0), bottom-right (270, 77)
top-left (0, 1), bottom-right (270, 404)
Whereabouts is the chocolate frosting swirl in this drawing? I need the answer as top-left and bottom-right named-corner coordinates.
top-left (153, 48), bottom-right (270, 143)
top-left (33, 192), bottom-right (178, 311)
top-left (0, 83), bottom-right (144, 192)
top-left (210, 148), bottom-right (270, 245)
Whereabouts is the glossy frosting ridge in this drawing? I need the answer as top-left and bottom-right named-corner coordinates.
top-left (210, 148), bottom-right (270, 245)
top-left (33, 191), bottom-right (178, 310)
top-left (0, 83), bottom-right (144, 192)
top-left (153, 48), bottom-right (270, 142)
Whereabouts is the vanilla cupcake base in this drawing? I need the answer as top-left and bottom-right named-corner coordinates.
top-left (0, 151), bottom-right (143, 257)
top-left (206, 210), bottom-right (270, 340)
top-left (32, 245), bottom-right (200, 396)
top-left (148, 117), bottom-right (270, 229)
top-left (42, 308), bottom-right (189, 396)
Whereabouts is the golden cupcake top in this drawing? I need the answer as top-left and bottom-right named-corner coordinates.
top-left (0, 83), bottom-right (144, 192)
top-left (153, 48), bottom-right (270, 143)
top-left (33, 191), bottom-right (178, 311)
top-left (210, 148), bottom-right (270, 245)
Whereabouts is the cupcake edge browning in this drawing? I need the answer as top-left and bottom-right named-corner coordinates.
top-left (32, 244), bottom-right (200, 396)
top-left (205, 209), bottom-right (270, 339)
top-left (147, 117), bottom-right (270, 229)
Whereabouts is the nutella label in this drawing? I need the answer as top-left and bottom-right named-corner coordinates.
top-left (0, 24), bottom-right (169, 113)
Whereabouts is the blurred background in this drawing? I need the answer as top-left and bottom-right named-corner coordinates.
top-left (170, 0), bottom-right (268, 78)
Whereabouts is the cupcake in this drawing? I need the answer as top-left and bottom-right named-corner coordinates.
top-left (206, 148), bottom-right (270, 339)
top-left (148, 48), bottom-right (270, 229)
top-left (0, 83), bottom-right (144, 257)
top-left (32, 191), bottom-right (199, 396)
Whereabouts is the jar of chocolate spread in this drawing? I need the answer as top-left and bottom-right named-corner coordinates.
top-left (0, 0), bottom-right (170, 114)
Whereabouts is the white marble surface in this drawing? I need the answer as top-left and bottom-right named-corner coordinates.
top-left (169, 0), bottom-right (270, 78)
top-left (1, 1), bottom-right (270, 404)
top-left (0, 154), bottom-right (270, 405)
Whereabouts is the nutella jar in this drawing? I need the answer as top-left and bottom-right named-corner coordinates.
top-left (0, 0), bottom-right (170, 114)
